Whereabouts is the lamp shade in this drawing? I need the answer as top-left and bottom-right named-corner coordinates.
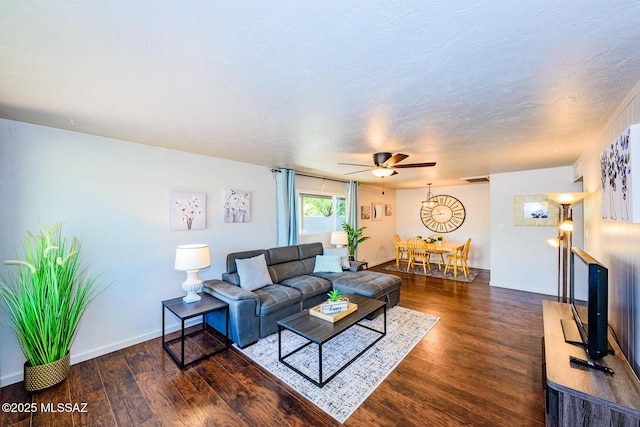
top-left (547, 237), bottom-right (560, 248)
top-left (545, 192), bottom-right (589, 205)
top-left (559, 218), bottom-right (574, 232)
top-left (175, 244), bottom-right (211, 271)
top-left (330, 231), bottom-right (348, 247)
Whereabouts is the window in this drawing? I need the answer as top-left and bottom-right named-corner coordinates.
top-left (299, 193), bottom-right (346, 233)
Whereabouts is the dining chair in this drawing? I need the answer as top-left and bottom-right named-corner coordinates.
top-left (428, 234), bottom-right (447, 269)
top-left (444, 238), bottom-right (472, 278)
top-left (394, 234), bottom-right (410, 269)
top-left (406, 236), bottom-right (430, 273)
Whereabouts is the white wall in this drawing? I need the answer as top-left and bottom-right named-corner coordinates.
top-left (489, 167), bottom-right (583, 296)
top-left (396, 183), bottom-right (490, 270)
top-left (0, 119), bottom-right (277, 386)
top-left (356, 183), bottom-right (397, 266)
top-left (578, 79), bottom-right (640, 375)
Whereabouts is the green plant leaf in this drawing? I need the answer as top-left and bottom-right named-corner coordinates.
top-left (326, 289), bottom-right (342, 301)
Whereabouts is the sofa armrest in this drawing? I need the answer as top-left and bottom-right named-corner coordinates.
top-left (203, 279), bottom-right (259, 302)
top-left (202, 279), bottom-right (261, 348)
top-left (348, 261), bottom-right (368, 272)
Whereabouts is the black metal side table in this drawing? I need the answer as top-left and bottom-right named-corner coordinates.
top-left (162, 292), bottom-right (229, 368)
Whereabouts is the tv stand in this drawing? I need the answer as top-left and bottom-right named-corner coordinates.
top-left (542, 300), bottom-right (640, 426)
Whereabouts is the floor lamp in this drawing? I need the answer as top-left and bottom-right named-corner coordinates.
top-left (545, 192), bottom-right (588, 303)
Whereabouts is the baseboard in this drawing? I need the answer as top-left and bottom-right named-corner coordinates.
top-left (0, 317), bottom-right (202, 387)
top-left (367, 258), bottom-right (395, 268)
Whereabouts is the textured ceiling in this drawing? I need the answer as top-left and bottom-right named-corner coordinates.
top-left (2, 1), bottom-right (640, 189)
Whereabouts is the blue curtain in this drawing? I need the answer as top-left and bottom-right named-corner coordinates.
top-left (346, 180), bottom-right (359, 257)
top-left (275, 168), bottom-right (298, 246)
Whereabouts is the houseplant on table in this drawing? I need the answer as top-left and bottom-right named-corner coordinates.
top-left (320, 289), bottom-right (349, 315)
top-left (0, 223), bottom-right (105, 392)
top-left (341, 222), bottom-right (370, 261)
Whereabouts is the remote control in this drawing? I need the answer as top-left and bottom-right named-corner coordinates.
top-left (569, 356), bottom-right (614, 375)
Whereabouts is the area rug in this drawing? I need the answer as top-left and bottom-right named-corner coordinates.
top-left (382, 263), bottom-right (480, 282)
top-left (236, 306), bottom-right (439, 423)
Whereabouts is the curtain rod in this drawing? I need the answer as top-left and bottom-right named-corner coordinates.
top-left (271, 168), bottom-right (352, 184)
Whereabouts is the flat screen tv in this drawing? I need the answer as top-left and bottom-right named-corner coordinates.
top-left (569, 247), bottom-right (609, 359)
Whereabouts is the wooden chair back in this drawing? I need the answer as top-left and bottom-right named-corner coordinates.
top-left (394, 234), bottom-right (410, 268)
top-left (460, 238), bottom-right (472, 259)
top-left (406, 237), bottom-right (430, 272)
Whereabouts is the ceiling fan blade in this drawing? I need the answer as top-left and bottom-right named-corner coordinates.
top-left (344, 168), bottom-right (373, 175)
top-left (393, 162), bottom-right (437, 168)
top-left (390, 170), bottom-right (398, 176)
top-left (382, 153), bottom-right (409, 167)
top-left (338, 162), bottom-right (374, 167)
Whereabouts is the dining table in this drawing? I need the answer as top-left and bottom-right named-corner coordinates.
top-left (394, 239), bottom-right (466, 277)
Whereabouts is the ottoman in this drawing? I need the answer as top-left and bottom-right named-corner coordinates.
top-left (330, 271), bottom-right (401, 309)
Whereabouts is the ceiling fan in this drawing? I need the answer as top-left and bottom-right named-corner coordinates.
top-left (339, 152), bottom-right (436, 177)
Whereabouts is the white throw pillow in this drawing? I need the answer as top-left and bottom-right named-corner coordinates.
top-left (323, 247), bottom-right (350, 270)
top-left (313, 255), bottom-right (343, 273)
top-left (235, 254), bottom-right (273, 291)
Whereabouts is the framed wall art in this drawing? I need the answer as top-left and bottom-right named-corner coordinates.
top-left (361, 205), bottom-right (371, 220)
top-left (372, 202), bottom-right (383, 221)
top-left (385, 204), bottom-right (392, 216)
top-left (601, 124), bottom-right (640, 222)
top-left (170, 191), bottom-right (206, 230)
top-left (513, 194), bottom-right (558, 227)
top-left (224, 189), bottom-right (251, 223)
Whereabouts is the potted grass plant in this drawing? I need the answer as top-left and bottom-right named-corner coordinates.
top-left (0, 223), bottom-right (105, 392)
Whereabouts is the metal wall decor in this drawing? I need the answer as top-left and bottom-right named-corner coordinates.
top-left (420, 194), bottom-right (466, 232)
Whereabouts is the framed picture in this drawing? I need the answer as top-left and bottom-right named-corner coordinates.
top-left (601, 125), bottom-right (640, 222)
top-left (372, 202), bottom-right (384, 221)
top-left (170, 191), bottom-right (206, 230)
top-left (385, 204), bottom-right (392, 216)
top-left (361, 205), bottom-right (371, 220)
top-left (224, 189), bottom-right (251, 223)
top-left (513, 194), bottom-right (558, 227)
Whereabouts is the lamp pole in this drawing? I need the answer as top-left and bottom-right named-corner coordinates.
top-left (545, 192), bottom-right (587, 304)
top-left (558, 203), bottom-right (571, 303)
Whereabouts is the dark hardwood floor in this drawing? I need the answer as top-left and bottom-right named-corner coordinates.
top-left (1, 263), bottom-right (550, 426)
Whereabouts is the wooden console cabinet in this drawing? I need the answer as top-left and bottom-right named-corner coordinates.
top-left (542, 300), bottom-right (640, 426)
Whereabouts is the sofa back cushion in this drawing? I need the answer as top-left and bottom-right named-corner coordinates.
top-left (298, 242), bottom-right (324, 274)
top-left (269, 261), bottom-right (306, 283)
top-left (223, 249), bottom-right (270, 285)
top-left (298, 242), bottom-right (324, 259)
top-left (268, 245), bottom-right (299, 264)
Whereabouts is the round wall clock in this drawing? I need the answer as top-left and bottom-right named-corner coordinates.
top-left (420, 195), bottom-right (466, 233)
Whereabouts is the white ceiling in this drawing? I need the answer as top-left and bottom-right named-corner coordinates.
top-left (2, 1), bottom-right (640, 189)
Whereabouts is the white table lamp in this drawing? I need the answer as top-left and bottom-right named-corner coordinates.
top-left (174, 244), bottom-right (210, 303)
top-left (330, 231), bottom-right (348, 248)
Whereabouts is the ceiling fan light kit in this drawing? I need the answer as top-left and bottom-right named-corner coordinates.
top-left (372, 167), bottom-right (394, 178)
top-left (340, 152), bottom-right (436, 177)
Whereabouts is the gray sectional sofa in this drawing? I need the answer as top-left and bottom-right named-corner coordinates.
top-left (202, 242), bottom-right (401, 348)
